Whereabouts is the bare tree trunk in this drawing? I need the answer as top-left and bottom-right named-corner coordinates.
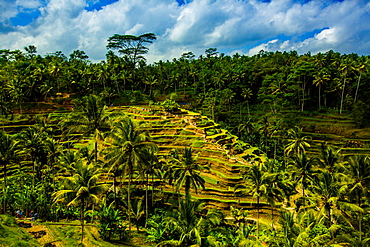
top-left (257, 196), bottom-right (260, 239)
top-left (81, 199), bottom-right (85, 244)
top-left (354, 73), bottom-right (362, 104)
top-left (3, 163), bottom-right (7, 214)
top-left (128, 173), bottom-right (132, 235)
top-left (145, 173), bottom-right (149, 228)
top-left (340, 76), bottom-right (346, 114)
top-left (113, 176), bottom-right (117, 208)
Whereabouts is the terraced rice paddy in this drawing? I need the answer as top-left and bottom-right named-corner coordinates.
top-left (119, 106), bottom-right (268, 212)
top-left (1, 104), bottom-right (270, 217)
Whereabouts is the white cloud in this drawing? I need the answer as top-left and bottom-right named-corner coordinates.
top-left (15, 0), bottom-right (43, 9)
top-left (247, 39), bottom-right (279, 56)
top-left (0, 0), bottom-right (369, 63)
top-left (0, 0), bottom-right (18, 21)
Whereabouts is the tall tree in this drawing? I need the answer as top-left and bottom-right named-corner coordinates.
top-left (344, 155), bottom-right (370, 243)
top-left (53, 158), bottom-right (108, 244)
top-left (284, 126), bottom-right (311, 157)
top-left (235, 162), bottom-right (272, 239)
top-left (62, 94), bottom-right (113, 162)
top-left (19, 126), bottom-right (48, 189)
top-left (103, 116), bottom-right (157, 233)
top-left (106, 33), bottom-right (156, 68)
top-left (288, 152), bottom-right (317, 209)
top-left (166, 147), bottom-right (206, 199)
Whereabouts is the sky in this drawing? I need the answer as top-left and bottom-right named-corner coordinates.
top-left (1, 0), bottom-right (369, 63)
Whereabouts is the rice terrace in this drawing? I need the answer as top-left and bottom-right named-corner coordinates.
top-left (0, 34), bottom-right (370, 247)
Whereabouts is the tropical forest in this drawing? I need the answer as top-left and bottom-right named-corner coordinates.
top-left (0, 33), bottom-right (370, 247)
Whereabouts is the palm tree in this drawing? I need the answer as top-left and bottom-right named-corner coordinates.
top-left (343, 155), bottom-right (370, 243)
top-left (313, 68), bottom-right (330, 110)
top-left (344, 155), bottom-right (370, 208)
top-left (103, 116), bottom-right (157, 232)
top-left (318, 143), bottom-right (342, 175)
top-left (353, 61), bottom-right (367, 104)
top-left (309, 171), bottom-right (344, 226)
top-left (53, 158), bottom-right (108, 244)
top-left (288, 152), bottom-right (317, 208)
top-left (166, 147), bottom-right (206, 199)
top-left (235, 162), bottom-right (272, 239)
top-left (278, 210), bottom-right (299, 247)
top-left (18, 126), bottom-right (48, 189)
top-left (284, 126), bottom-right (311, 157)
top-left (338, 58), bottom-right (354, 114)
top-left (160, 198), bottom-right (207, 246)
top-left (137, 150), bottom-right (159, 227)
top-left (62, 94), bottom-right (114, 162)
top-left (44, 137), bottom-right (62, 192)
top-left (0, 131), bottom-right (21, 213)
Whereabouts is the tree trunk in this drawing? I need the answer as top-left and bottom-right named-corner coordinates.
top-left (340, 76), bottom-right (346, 114)
top-left (271, 206), bottom-right (274, 231)
top-left (151, 174), bottom-right (154, 207)
top-left (257, 196), bottom-right (260, 239)
top-left (145, 173), bottom-right (149, 228)
top-left (94, 139), bottom-right (98, 163)
top-left (114, 176), bottom-right (117, 208)
top-left (358, 194), bottom-right (362, 245)
top-left (318, 84), bottom-right (321, 110)
top-left (128, 173), bottom-right (132, 234)
top-left (81, 199), bottom-right (85, 244)
top-left (354, 73), bottom-right (362, 104)
top-left (3, 163), bottom-right (7, 214)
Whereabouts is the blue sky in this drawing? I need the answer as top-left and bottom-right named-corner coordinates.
top-left (1, 0), bottom-right (369, 63)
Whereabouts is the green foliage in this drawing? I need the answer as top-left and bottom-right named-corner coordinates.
top-left (146, 208), bottom-right (171, 243)
top-left (98, 203), bottom-right (127, 241)
top-left (155, 99), bottom-right (180, 112)
top-left (2, 45), bottom-right (370, 247)
top-left (351, 100), bottom-right (370, 127)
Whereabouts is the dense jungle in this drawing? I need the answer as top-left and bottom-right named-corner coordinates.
top-left (0, 33), bottom-right (370, 246)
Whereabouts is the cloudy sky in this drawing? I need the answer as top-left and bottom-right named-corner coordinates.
top-left (1, 0), bottom-right (369, 63)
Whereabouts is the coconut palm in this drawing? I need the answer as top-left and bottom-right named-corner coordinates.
top-left (166, 147), bottom-right (206, 199)
top-left (62, 94), bottom-right (114, 162)
top-left (53, 158), bottom-right (108, 244)
top-left (313, 68), bottom-right (331, 110)
top-left (44, 137), bottom-right (62, 191)
top-left (159, 198), bottom-right (208, 246)
top-left (309, 171), bottom-right (344, 226)
top-left (318, 143), bottom-right (342, 175)
top-left (235, 162), bottom-right (272, 239)
top-left (137, 150), bottom-right (159, 227)
top-left (343, 155), bottom-right (370, 243)
top-left (284, 126), bottom-right (311, 157)
top-left (18, 126), bottom-right (48, 189)
top-left (353, 61), bottom-right (367, 104)
top-left (344, 155), bottom-right (370, 207)
top-left (103, 116), bottom-right (157, 232)
top-left (288, 152), bottom-right (317, 209)
top-left (277, 210), bottom-right (299, 247)
top-left (0, 131), bottom-right (21, 213)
